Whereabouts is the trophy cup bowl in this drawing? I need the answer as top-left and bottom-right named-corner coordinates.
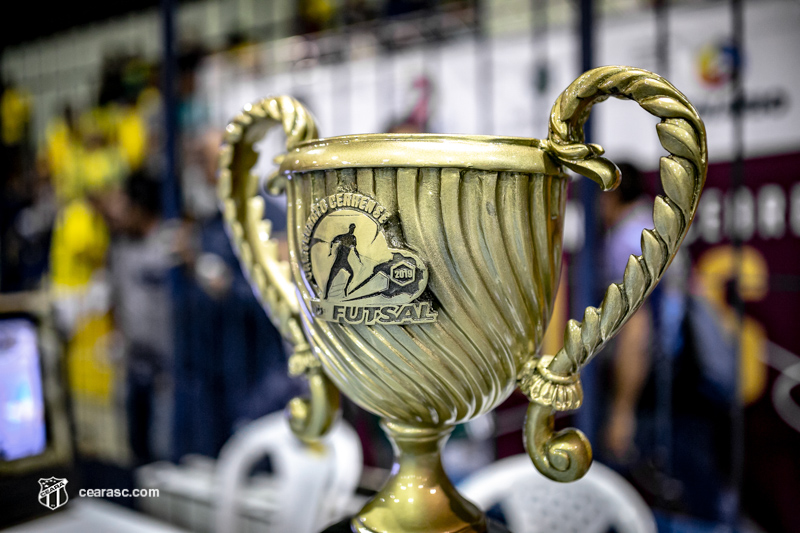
top-left (218, 66), bottom-right (707, 532)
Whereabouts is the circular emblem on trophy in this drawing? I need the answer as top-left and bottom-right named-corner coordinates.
top-left (300, 192), bottom-right (436, 326)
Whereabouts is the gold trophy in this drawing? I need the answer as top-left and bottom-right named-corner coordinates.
top-left (218, 66), bottom-right (707, 532)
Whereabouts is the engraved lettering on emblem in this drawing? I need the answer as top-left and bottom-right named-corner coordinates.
top-left (303, 193), bottom-right (436, 326)
top-left (316, 302), bottom-right (436, 326)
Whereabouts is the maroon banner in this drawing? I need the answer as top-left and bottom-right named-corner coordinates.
top-left (652, 152), bottom-right (800, 532)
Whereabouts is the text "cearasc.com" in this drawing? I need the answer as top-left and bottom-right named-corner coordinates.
top-left (79, 488), bottom-right (160, 498)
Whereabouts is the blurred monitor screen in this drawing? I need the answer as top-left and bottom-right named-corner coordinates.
top-left (0, 318), bottom-right (47, 461)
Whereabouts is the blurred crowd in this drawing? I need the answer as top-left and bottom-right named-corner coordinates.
top-left (0, 40), bottom-right (298, 471)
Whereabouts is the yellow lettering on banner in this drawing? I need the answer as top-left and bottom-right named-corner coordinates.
top-left (696, 245), bottom-right (769, 405)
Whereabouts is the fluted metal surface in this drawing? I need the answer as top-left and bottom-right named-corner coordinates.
top-left (288, 167), bottom-right (566, 426)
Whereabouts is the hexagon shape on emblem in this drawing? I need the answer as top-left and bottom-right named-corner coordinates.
top-left (390, 260), bottom-right (416, 286)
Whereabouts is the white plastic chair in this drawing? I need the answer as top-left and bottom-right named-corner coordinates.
top-left (458, 455), bottom-right (656, 533)
top-left (214, 411), bottom-right (362, 533)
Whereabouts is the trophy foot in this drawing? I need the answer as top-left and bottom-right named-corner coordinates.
top-left (351, 421), bottom-right (486, 533)
top-left (523, 403), bottom-right (592, 482)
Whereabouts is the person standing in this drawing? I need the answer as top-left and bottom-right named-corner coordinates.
top-left (110, 173), bottom-right (174, 463)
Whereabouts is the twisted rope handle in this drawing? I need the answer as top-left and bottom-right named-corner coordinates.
top-left (218, 96), bottom-right (339, 442)
top-left (520, 66), bottom-right (708, 481)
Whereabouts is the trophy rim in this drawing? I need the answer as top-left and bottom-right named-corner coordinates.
top-left (280, 133), bottom-right (562, 175)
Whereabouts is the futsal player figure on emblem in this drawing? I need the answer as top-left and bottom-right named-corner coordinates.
top-left (303, 193), bottom-right (436, 326)
top-left (326, 223), bottom-right (363, 298)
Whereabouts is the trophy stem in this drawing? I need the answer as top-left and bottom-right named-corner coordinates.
top-left (351, 421), bottom-right (485, 533)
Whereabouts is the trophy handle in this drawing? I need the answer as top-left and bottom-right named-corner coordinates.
top-left (219, 96), bottom-right (340, 442)
top-left (521, 66), bottom-right (708, 481)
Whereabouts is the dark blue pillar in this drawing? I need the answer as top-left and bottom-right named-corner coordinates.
top-left (573, 0), bottom-right (600, 446)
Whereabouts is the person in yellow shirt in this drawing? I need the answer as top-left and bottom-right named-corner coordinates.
top-left (1, 84), bottom-right (31, 147)
top-left (49, 111), bottom-right (129, 463)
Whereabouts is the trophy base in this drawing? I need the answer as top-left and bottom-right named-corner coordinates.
top-left (332, 421), bottom-right (497, 533)
top-left (321, 517), bottom-right (512, 533)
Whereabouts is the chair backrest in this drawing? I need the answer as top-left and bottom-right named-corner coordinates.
top-left (214, 411), bottom-right (362, 533)
top-left (458, 455), bottom-right (656, 533)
